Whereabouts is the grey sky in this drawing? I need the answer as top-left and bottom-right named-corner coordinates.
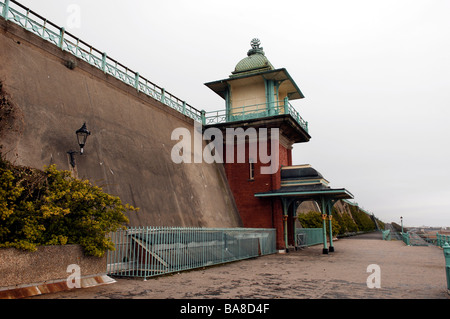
top-left (16, 0), bottom-right (450, 227)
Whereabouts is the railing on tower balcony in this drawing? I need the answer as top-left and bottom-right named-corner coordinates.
top-left (204, 98), bottom-right (309, 133)
top-left (0, 0), bottom-right (203, 123)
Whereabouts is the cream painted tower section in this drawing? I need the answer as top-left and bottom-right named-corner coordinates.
top-left (205, 39), bottom-right (305, 122)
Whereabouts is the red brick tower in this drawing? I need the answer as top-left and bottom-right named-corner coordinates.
top-left (204, 39), bottom-right (310, 250)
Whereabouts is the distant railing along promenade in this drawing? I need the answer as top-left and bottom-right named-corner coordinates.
top-left (383, 227), bottom-right (450, 247)
top-left (436, 233), bottom-right (450, 247)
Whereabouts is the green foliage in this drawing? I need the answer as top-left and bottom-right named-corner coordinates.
top-left (297, 210), bottom-right (340, 235)
top-left (332, 208), bottom-right (358, 235)
top-left (340, 211), bottom-right (359, 233)
top-left (298, 204), bottom-right (380, 236)
top-left (0, 155), bottom-right (138, 257)
top-left (349, 206), bottom-right (376, 232)
top-left (297, 211), bottom-right (322, 229)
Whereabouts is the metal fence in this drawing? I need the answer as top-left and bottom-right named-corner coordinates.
top-left (107, 227), bottom-right (276, 278)
top-left (204, 99), bottom-right (309, 133)
top-left (437, 234), bottom-right (450, 248)
top-left (296, 228), bottom-right (323, 247)
top-left (400, 231), bottom-right (432, 246)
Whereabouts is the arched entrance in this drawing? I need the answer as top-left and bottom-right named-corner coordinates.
top-left (256, 165), bottom-right (354, 254)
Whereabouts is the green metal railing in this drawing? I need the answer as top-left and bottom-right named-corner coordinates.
top-left (437, 233), bottom-right (450, 248)
top-left (382, 229), bottom-right (391, 240)
top-left (295, 228), bottom-right (323, 247)
top-left (401, 232), bottom-right (411, 245)
top-left (107, 226), bottom-right (276, 278)
top-left (400, 231), bottom-right (431, 246)
top-left (443, 243), bottom-right (450, 292)
top-left (0, 0), bottom-right (203, 123)
top-left (435, 235), bottom-right (450, 292)
top-left (204, 98), bottom-right (309, 133)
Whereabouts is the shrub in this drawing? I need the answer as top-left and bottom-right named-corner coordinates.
top-left (0, 155), bottom-right (138, 257)
top-left (297, 210), bottom-right (340, 235)
top-left (332, 207), bottom-right (358, 234)
top-left (340, 211), bottom-right (359, 233)
top-left (298, 211), bottom-right (323, 229)
top-left (349, 206), bottom-right (375, 232)
top-left (298, 205), bottom-right (379, 236)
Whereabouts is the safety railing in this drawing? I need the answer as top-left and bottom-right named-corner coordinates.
top-left (296, 228), bottom-right (323, 247)
top-left (401, 232), bottom-right (410, 245)
top-left (107, 226), bottom-right (277, 279)
top-left (0, 0), bottom-right (203, 123)
top-left (443, 243), bottom-right (450, 293)
top-left (437, 233), bottom-right (450, 248)
top-left (400, 231), bottom-right (431, 246)
top-left (382, 229), bottom-right (391, 240)
top-left (204, 98), bottom-right (309, 133)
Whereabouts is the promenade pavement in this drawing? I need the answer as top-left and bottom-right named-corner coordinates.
top-left (31, 232), bottom-right (449, 299)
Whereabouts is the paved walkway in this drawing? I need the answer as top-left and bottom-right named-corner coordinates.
top-left (31, 232), bottom-right (449, 299)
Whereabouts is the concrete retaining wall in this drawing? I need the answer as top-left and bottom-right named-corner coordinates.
top-left (0, 18), bottom-right (242, 228)
top-left (0, 245), bottom-right (114, 298)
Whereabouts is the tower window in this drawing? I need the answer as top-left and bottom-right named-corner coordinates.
top-left (249, 160), bottom-right (255, 181)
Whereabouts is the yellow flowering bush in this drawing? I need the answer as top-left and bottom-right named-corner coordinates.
top-left (0, 154), bottom-right (138, 257)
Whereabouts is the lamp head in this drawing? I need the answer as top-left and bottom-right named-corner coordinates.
top-left (76, 122), bottom-right (90, 154)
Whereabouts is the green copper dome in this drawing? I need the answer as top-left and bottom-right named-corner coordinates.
top-left (230, 38), bottom-right (274, 77)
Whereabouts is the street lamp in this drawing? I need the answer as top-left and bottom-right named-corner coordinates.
top-left (75, 122), bottom-right (91, 155)
top-left (68, 122), bottom-right (91, 168)
top-left (400, 216), bottom-right (404, 233)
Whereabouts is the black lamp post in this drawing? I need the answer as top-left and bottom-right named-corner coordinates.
top-left (68, 122), bottom-right (91, 168)
top-left (400, 216), bottom-right (404, 234)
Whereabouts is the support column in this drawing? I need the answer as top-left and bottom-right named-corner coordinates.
top-left (327, 200), bottom-right (335, 252)
top-left (322, 213), bottom-right (328, 254)
top-left (292, 200), bottom-right (301, 250)
top-left (320, 198), bottom-right (328, 254)
top-left (283, 215), bottom-right (288, 252)
top-left (225, 87), bottom-right (231, 122)
top-left (281, 198), bottom-right (290, 253)
top-left (265, 79), bottom-right (276, 115)
top-left (292, 212), bottom-right (297, 250)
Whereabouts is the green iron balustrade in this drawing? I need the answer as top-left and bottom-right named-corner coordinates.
top-left (382, 229), bottom-right (391, 241)
top-left (107, 226), bottom-right (277, 279)
top-left (204, 99), bottom-right (309, 133)
top-left (0, 0), bottom-right (203, 123)
top-left (401, 232), bottom-right (410, 245)
top-left (443, 242), bottom-right (450, 292)
top-left (400, 231), bottom-right (431, 246)
top-left (295, 228), bottom-right (323, 247)
top-left (437, 233), bottom-right (450, 248)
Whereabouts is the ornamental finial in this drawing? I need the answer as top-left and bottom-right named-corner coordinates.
top-left (251, 38), bottom-right (261, 49)
top-left (247, 38), bottom-right (264, 56)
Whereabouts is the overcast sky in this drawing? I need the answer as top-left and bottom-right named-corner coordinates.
top-left (17, 0), bottom-right (450, 227)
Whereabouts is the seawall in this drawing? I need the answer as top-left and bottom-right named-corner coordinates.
top-left (0, 17), bottom-right (242, 228)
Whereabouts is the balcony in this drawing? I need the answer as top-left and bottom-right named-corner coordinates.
top-left (204, 98), bottom-right (309, 133)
